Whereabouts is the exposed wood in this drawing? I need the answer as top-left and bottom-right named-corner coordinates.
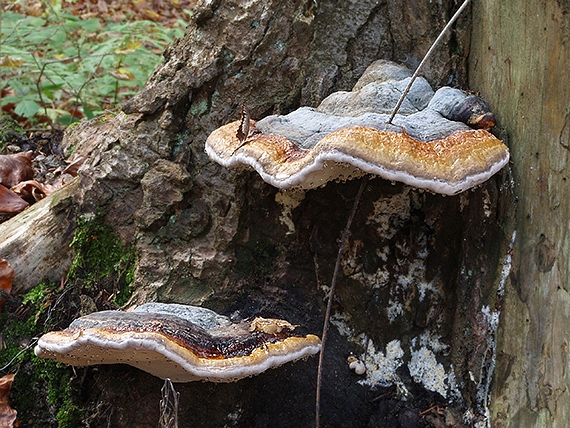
top-left (469, 1), bottom-right (570, 426)
top-left (0, 178), bottom-right (79, 294)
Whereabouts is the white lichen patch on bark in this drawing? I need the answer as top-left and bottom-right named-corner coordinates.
top-left (342, 240), bottom-right (391, 288)
top-left (366, 187), bottom-right (412, 240)
top-left (387, 299), bottom-right (404, 323)
top-left (274, 189), bottom-right (306, 235)
top-left (358, 339), bottom-right (405, 388)
top-left (409, 346), bottom-right (448, 397)
top-left (331, 310), bottom-right (460, 398)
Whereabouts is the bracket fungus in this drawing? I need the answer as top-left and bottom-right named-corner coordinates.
top-left (206, 60), bottom-right (509, 195)
top-left (34, 303), bottom-right (321, 383)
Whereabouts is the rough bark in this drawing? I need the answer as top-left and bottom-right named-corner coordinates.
top-left (469, 1), bottom-right (570, 427)
top-left (4, 1), bottom-right (518, 426)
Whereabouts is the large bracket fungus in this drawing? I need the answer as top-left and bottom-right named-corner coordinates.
top-left (34, 303), bottom-right (321, 383)
top-left (206, 60), bottom-right (509, 195)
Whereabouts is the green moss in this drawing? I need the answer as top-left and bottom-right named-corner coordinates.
top-left (0, 284), bottom-right (83, 427)
top-left (112, 256), bottom-right (137, 307)
top-left (56, 404), bottom-right (83, 428)
top-left (68, 214), bottom-right (137, 303)
top-left (235, 238), bottom-right (278, 278)
top-left (0, 314), bottom-right (35, 370)
top-left (64, 143), bottom-right (76, 157)
top-left (30, 357), bottom-right (83, 427)
top-left (171, 130), bottom-right (190, 157)
top-left (22, 282), bottom-right (51, 309)
top-left (1, 219), bottom-right (137, 426)
top-left (0, 216), bottom-right (137, 425)
top-left (190, 99), bottom-right (209, 117)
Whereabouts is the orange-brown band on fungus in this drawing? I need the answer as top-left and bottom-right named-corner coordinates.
top-left (206, 119), bottom-right (509, 194)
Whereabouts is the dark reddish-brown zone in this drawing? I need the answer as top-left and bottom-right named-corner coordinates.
top-left (447, 94), bottom-right (496, 130)
top-left (67, 312), bottom-right (297, 360)
top-left (469, 112), bottom-right (496, 130)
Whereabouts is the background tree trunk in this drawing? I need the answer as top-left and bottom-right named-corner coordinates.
top-left (469, 1), bottom-right (570, 427)
top-left (5, 1), bottom-right (524, 426)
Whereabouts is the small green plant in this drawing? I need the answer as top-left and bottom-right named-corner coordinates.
top-left (0, 116), bottom-right (25, 147)
top-left (0, 280), bottom-right (83, 428)
top-left (21, 281), bottom-right (50, 308)
top-left (0, 1), bottom-right (186, 127)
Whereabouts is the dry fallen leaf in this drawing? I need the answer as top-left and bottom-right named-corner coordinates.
top-left (109, 68), bottom-right (136, 81)
top-left (115, 42), bottom-right (142, 55)
top-left (0, 259), bottom-right (14, 312)
top-left (0, 374), bottom-right (18, 427)
top-left (0, 56), bottom-right (25, 67)
top-left (142, 8), bottom-right (161, 21)
top-left (62, 156), bottom-right (86, 177)
top-left (11, 181), bottom-right (61, 203)
top-left (0, 185), bottom-right (29, 215)
top-left (0, 152), bottom-right (34, 189)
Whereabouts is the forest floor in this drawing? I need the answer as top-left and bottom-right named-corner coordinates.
top-left (1, 0), bottom-right (196, 130)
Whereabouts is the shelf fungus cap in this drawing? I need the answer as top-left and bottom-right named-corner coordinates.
top-left (205, 60), bottom-right (509, 195)
top-left (34, 304), bottom-right (321, 383)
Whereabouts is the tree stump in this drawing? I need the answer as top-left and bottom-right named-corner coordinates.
top-left (3, 1), bottom-right (519, 426)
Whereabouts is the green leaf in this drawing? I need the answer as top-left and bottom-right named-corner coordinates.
top-left (14, 99), bottom-right (41, 118)
top-left (81, 18), bottom-right (102, 33)
top-left (45, 108), bottom-right (70, 122)
top-left (56, 115), bottom-right (79, 126)
top-left (82, 102), bottom-right (94, 120)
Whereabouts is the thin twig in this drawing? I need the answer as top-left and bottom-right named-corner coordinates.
top-left (314, 5), bottom-right (471, 417)
top-left (0, 338), bottom-right (39, 373)
top-left (315, 177), bottom-right (368, 428)
top-left (0, 278), bottom-right (73, 374)
top-left (387, 0), bottom-right (471, 124)
top-left (34, 53), bottom-right (109, 124)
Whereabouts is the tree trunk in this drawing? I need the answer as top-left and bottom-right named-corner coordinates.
top-left (4, 1), bottom-right (520, 426)
top-left (469, 1), bottom-right (570, 427)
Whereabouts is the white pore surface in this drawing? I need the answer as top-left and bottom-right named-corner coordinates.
top-left (34, 331), bottom-right (321, 383)
top-left (205, 143), bottom-right (510, 196)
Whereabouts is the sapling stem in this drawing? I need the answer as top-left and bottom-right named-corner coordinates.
top-left (315, 177), bottom-right (367, 428)
top-left (387, 0), bottom-right (471, 124)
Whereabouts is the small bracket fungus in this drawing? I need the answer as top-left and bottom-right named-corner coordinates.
top-left (34, 303), bottom-right (321, 383)
top-left (205, 60), bottom-right (509, 195)
top-left (347, 355), bottom-right (366, 375)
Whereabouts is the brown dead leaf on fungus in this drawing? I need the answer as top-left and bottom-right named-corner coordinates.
top-left (0, 186), bottom-right (28, 214)
top-left (0, 259), bottom-right (14, 312)
top-left (0, 152), bottom-right (34, 188)
top-left (0, 374), bottom-right (18, 428)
